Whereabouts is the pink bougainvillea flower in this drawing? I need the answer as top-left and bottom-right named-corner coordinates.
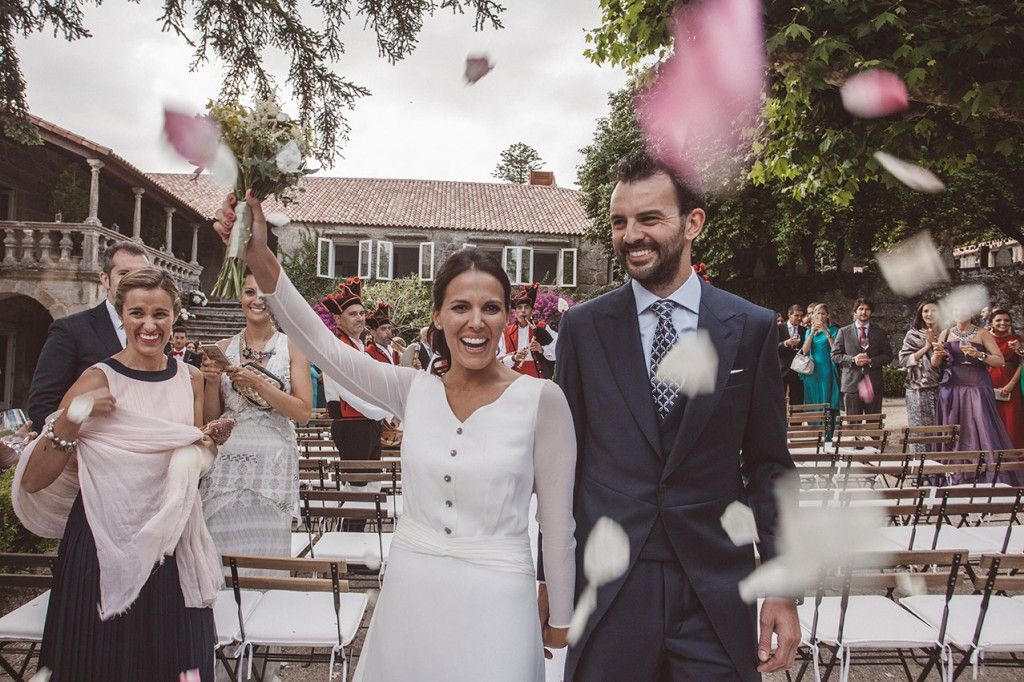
top-left (857, 376), bottom-right (875, 404)
top-left (464, 55), bottom-right (494, 84)
top-left (637, 0), bottom-right (767, 192)
top-left (840, 69), bottom-right (909, 119)
top-left (163, 108), bottom-right (221, 169)
top-left (873, 151), bottom-right (945, 193)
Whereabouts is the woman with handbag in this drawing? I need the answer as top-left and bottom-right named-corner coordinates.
top-left (898, 300), bottom-right (943, 451)
top-left (199, 270), bottom-right (312, 570)
top-left (799, 303), bottom-right (841, 439)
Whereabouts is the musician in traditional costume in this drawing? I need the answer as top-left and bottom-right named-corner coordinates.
top-left (320, 278), bottom-right (391, 470)
top-left (498, 282), bottom-right (557, 378)
top-left (365, 303), bottom-right (400, 365)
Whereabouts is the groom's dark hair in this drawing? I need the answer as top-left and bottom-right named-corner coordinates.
top-left (614, 152), bottom-right (706, 216)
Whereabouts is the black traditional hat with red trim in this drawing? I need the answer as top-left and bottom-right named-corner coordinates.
top-left (321, 276), bottom-right (362, 315)
top-left (511, 282), bottom-right (540, 308)
top-left (365, 302), bottom-right (392, 329)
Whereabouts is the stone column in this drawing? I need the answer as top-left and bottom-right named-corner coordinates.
top-left (131, 188), bottom-right (145, 241)
top-left (164, 207), bottom-right (175, 254)
top-left (85, 159), bottom-right (104, 226)
top-left (190, 224), bottom-right (199, 264)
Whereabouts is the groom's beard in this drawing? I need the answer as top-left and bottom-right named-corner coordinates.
top-left (615, 232), bottom-right (687, 290)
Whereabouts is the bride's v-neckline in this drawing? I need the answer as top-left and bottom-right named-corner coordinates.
top-left (439, 374), bottom-right (529, 425)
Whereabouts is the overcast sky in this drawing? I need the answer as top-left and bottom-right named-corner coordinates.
top-left (16, 0), bottom-right (628, 189)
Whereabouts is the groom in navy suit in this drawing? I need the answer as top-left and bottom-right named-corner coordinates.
top-left (538, 153), bottom-right (799, 680)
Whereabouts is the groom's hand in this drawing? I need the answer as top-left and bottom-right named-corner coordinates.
top-left (757, 598), bottom-right (799, 673)
top-left (537, 582), bottom-right (555, 659)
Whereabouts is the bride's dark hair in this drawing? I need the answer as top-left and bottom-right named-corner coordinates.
top-left (430, 249), bottom-right (511, 376)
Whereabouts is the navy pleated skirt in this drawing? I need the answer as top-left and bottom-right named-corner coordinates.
top-left (39, 494), bottom-right (215, 681)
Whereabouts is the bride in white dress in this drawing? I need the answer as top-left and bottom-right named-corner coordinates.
top-left (214, 192), bottom-right (577, 681)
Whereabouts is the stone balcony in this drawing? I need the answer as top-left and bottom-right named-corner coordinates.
top-left (0, 220), bottom-right (202, 317)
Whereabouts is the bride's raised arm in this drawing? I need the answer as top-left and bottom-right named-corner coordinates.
top-left (532, 380), bottom-right (577, 628)
top-left (214, 192), bottom-right (416, 419)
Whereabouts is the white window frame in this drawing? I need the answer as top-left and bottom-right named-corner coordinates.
top-left (558, 248), bottom-right (578, 288)
top-left (462, 243), bottom-right (476, 250)
top-left (316, 237), bottom-right (335, 278)
top-left (376, 240), bottom-right (394, 280)
top-left (502, 246), bottom-right (534, 285)
top-left (358, 239), bottom-right (373, 279)
top-left (419, 242), bottom-right (436, 281)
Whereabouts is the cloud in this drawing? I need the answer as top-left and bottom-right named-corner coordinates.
top-left (16, 0), bottom-right (627, 188)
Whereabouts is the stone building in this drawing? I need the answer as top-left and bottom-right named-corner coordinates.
top-left (953, 238), bottom-right (1024, 269)
top-left (0, 116), bottom-right (223, 411)
top-left (150, 171), bottom-right (609, 292)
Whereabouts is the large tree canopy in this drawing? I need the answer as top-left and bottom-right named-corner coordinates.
top-left (1, 0), bottom-right (505, 164)
top-left (578, 0), bottom-right (1024, 257)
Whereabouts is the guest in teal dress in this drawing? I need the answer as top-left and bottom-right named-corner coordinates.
top-left (799, 303), bottom-right (842, 439)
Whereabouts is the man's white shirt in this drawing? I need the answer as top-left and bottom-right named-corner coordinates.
top-left (632, 271), bottom-right (701, 376)
top-left (105, 299), bottom-right (127, 348)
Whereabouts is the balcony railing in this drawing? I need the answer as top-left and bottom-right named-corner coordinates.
top-left (0, 221), bottom-right (202, 292)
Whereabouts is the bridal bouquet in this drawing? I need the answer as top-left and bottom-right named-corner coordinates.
top-left (164, 100), bottom-right (315, 299)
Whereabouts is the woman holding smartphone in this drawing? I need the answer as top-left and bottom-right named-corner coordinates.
top-left (988, 308), bottom-right (1023, 448)
top-left (898, 300), bottom-right (943, 451)
top-left (799, 303), bottom-right (841, 439)
top-left (199, 270), bottom-right (312, 568)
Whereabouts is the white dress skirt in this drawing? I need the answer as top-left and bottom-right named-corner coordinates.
top-left (264, 270), bottom-right (578, 682)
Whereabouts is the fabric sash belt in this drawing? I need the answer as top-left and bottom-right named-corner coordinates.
top-left (392, 516), bottom-right (534, 577)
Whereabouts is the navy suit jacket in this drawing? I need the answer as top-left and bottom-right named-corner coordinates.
top-left (552, 279), bottom-right (793, 677)
top-left (27, 302), bottom-right (122, 428)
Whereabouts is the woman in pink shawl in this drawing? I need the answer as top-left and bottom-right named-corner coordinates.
top-left (14, 267), bottom-right (228, 682)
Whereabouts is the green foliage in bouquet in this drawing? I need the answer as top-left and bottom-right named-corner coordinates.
top-left (208, 99), bottom-right (316, 299)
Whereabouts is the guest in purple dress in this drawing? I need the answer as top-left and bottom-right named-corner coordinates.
top-left (934, 318), bottom-right (1016, 483)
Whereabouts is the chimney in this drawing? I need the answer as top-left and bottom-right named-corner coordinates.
top-left (528, 170), bottom-right (556, 186)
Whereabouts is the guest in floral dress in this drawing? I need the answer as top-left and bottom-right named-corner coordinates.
top-left (899, 300), bottom-right (942, 451)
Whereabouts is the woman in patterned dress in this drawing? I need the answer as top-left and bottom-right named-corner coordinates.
top-left (199, 272), bottom-right (312, 563)
top-left (899, 300), bottom-right (943, 451)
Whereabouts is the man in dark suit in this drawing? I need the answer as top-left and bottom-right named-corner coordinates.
top-left (27, 242), bottom-right (150, 427)
top-left (416, 325), bottom-right (434, 371)
top-left (778, 304), bottom-right (806, 404)
top-left (167, 324), bottom-right (202, 368)
top-left (538, 152), bottom-right (798, 680)
top-left (831, 297), bottom-right (892, 415)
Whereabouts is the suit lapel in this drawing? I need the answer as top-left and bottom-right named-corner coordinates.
top-left (89, 302), bottom-right (122, 357)
top-left (594, 285), bottom-right (662, 457)
top-left (662, 283), bottom-right (743, 481)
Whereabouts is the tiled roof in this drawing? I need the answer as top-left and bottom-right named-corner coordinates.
top-left (148, 174), bottom-right (589, 236)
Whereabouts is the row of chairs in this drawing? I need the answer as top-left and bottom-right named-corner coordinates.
top-left (789, 422), bottom-right (963, 457)
top-left (785, 551), bottom-right (1024, 682)
top-left (0, 553), bottom-right (368, 682)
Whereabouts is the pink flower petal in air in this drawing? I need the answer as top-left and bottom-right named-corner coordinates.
top-left (637, 0), bottom-right (767, 192)
top-left (464, 55), bottom-right (494, 84)
top-left (179, 670), bottom-right (201, 682)
top-left (857, 376), bottom-right (875, 404)
top-left (840, 69), bottom-right (909, 119)
top-left (163, 108), bottom-right (221, 169)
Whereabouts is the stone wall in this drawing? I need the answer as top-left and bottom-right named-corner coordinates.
top-left (723, 264), bottom-right (1024, 356)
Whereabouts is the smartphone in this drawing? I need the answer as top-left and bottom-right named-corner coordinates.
top-left (200, 344), bottom-right (232, 369)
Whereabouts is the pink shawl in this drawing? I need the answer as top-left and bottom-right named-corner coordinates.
top-left (12, 408), bottom-right (223, 619)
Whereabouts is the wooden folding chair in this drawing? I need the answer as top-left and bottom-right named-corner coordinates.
top-left (0, 553), bottom-right (55, 681)
top-left (789, 426), bottom-right (826, 456)
top-left (836, 413), bottom-right (886, 431)
top-left (299, 490), bottom-right (392, 585)
top-left (798, 549), bottom-right (967, 682)
top-left (222, 554), bottom-right (366, 682)
top-left (909, 450), bottom-right (989, 489)
top-left (901, 424), bottom-right (959, 453)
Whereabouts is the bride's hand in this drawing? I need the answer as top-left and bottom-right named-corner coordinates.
top-left (212, 191), bottom-right (268, 253)
top-left (542, 625), bottom-right (568, 655)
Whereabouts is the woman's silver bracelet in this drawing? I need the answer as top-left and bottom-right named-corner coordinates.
top-left (42, 419), bottom-right (78, 454)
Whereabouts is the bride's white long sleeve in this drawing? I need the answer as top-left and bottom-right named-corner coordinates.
top-left (533, 380), bottom-right (577, 628)
top-left (262, 269), bottom-right (416, 419)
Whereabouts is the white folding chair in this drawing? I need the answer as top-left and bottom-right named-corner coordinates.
top-left (0, 553), bottom-right (54, 681)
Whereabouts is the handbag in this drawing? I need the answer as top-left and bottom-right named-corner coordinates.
top-left (790, 352), bottom-right (815, 376)
top-left (232, 362), bottom-right (285, 409)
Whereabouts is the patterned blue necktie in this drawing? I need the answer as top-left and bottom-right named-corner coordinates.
top-left (649, 299), bottom-right (680, 419)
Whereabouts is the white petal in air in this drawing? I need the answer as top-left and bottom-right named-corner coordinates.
top-left (896, 572), bottom-right (928, 597)
top-left (875, 231), bottom-right (950, 297)
top-left (362, 548), bottom-right (382, 572)
top-left (567, 585), bottom-right (596, 646)
top-left (720, 501), bottom-right (759, 546)
top-left (66, 394), bottom-right (94, 424)
top-left (557, 298), bottom-right (570, 313)
top-left (583, 516), bottom-right (630, 587)
top-left (738, 476), bottom-right (888, 602)
top-left (873, 151), bottom-right (945, 193)
top-left (464, 55), bottom-right (494, 84)
top-left (840, 69), bottom-right (909, 119)
top-left (937, 284), bottom-right (989, 326)
top-left (656, 329), bottom-right (718, 397)
top-left (265, 212), bottom-right (290, 227)
top-left (275, 140), bottom-right (303, 173)
top-left (29, 669), bottom-right (51, 682)
top-left (210, 144), bottom-right (239, 191)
